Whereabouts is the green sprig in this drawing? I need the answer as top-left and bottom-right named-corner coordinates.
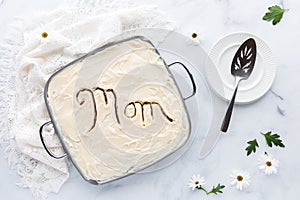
top-left (245, 139), bottom-right (259, 156)
top-left (207, 184), bottom-right (225, 195)
top-left (261, 131), bottom-right (285, 148)
top-left (197, 184), bottom-right (225, 195)
top-left (263, 5), bottom-right (288, 25)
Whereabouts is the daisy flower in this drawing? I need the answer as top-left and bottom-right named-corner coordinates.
top-left (258, 153), bottom-right (279, 175)
top-left (230, 170), bottom-right (251, 191)
top-left (188, 174), bottom-right (206, 190)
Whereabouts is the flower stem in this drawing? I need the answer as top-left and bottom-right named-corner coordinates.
top-left (198, 186), bottom-right (209, 194)
top-left (206, 190), bottom-right (215, 195)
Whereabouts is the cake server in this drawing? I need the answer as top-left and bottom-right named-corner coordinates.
top-left (221, 38), bottom-right (257, 132)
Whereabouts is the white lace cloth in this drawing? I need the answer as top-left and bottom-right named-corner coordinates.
top-left (0, 0), bottom-right (173, 199)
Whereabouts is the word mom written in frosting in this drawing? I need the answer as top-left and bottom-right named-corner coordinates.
top-left (76, 87), bottom-right (174, 132)
top-left (124, 101), bottom-right (174, 127)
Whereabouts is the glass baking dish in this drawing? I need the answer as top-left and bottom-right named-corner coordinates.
top-left (39, 35), bottom-right (196, 184)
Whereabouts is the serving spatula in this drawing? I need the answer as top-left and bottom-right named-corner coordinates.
top-left (220, 38), bottom-right (257, 132)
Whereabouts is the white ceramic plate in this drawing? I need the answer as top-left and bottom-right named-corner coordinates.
top-left (206, 32), bottom-right (276, 104)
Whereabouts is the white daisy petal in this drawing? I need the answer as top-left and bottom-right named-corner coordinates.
top-left (259, 165), bottom-right (265, 170)
top-left (231, 180), bottom-right (237, 185)
top-left (238, 183), bottom-right (243, 190)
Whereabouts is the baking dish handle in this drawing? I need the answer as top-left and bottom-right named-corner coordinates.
top-left (39, 121), bottom-right (68, 159)
top-left (168, 61), bottom-right (196, 100)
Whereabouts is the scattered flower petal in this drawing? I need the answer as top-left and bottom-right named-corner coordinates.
top-left (258, 153), bottom-right (279, 175)
top-left (188, 174), bottom-right (206, 190)
top-left (230, 170), bottom-right (251, 191)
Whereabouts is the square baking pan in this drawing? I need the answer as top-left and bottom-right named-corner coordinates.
top-left (40, 36), bottom-right (195, 184)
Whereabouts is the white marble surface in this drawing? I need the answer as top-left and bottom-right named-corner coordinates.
top-left (1, 0), bottom-right (300, 199)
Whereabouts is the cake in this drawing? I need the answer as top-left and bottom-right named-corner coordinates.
top-left (45, 36), bottom-right (190, 184)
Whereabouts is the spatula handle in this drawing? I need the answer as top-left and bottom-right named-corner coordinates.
top-left (221, 84), bottom-right (239, 132)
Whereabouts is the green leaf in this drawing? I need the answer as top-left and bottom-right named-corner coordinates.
top-left (245, 139), bottom-right (259, 156)
top-left (262, 5), bottom-right (287, 25)
top-left (261, 131), bottom-right (285, 148)
top-left (207, 184), bottom-right (225, 195)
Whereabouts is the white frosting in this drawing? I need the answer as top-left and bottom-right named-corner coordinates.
top-left (46, 37), bottom-right (190, 183)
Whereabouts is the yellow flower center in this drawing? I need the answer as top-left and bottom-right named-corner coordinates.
top-left (42, 32), bottom-right (48, 38)
top-left (195, 181), bottom-right (199, 185)
top-left (237, 175), bottom-right (243, 182)
top-left (191, 32), bottom-right (198, 38)
top-left (266, 161), bottom-right (272, 167)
